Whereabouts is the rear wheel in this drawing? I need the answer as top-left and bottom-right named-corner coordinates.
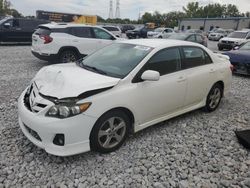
top-left (59, 50), bottom-right (79, 63)
top-left (204, 83), bottom-right (223, 112)
top-left (90, 110), bottom-right (130, 153)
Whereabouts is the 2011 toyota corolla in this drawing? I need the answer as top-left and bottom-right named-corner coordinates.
top-left (18, 39), bottom-right (232, 156)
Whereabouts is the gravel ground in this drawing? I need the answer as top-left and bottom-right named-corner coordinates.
top-left (0, 45), bottom-right (250, 188)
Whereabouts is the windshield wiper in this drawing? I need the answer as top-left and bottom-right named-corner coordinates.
top-left (80, 63), bottom-right (107, 75)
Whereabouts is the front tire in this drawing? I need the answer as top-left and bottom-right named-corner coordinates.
top-left (59, 50), bottom-right (79, 63)
top-left (204, 83), bottom-right (223, 112)
top-left (90, 110), bottom-right (130, 153)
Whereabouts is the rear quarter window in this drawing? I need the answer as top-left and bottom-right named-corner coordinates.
top-left (35, 27), bottom-right (51, 36)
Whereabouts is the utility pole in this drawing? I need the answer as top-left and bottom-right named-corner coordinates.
top-left (115, 0), bottom-right (120, 19)
top-left (109, 0), bottom-right (113, 19)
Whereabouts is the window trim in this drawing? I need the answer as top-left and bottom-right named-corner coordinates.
top-left (180, 46), bottom-right (213, 70)
top-left (132, 46), bottom-right (183, 83)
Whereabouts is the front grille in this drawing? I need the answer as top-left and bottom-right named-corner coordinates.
top-left (24, 124), bottom-right (42, 141)
top-left (23, 83), bottom-right (48, 113)
top-left (222, 40), bottom-right (234, 44)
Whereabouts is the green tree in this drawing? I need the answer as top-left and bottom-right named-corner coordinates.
top-left (183, 2), bottom-right (201, 17)
top-left (225, 4), bottom-right (240, 17)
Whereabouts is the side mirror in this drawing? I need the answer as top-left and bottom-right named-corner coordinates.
top-left (3, 22), bottom-right (11, 28)
top-left (141, 70), bottom-right (160, 81)
top-left (233, 46), bottom-right (239, 50)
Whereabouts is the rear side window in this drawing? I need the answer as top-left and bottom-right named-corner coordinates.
top-left (35, 27), bottom-right (51, 36)
top-left (70, 27), bottom-right (93, 38)
top-left (145, 48), bottom-right (181, 76)
top-left (182, 47), bottom-right (212, 69)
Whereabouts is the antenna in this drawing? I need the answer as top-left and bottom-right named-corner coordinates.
top-left (115, 0), bottom-right (120, 19)
top-left (109, 0), bottom-right (113, 19)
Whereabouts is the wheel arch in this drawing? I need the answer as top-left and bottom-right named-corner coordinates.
top-left (91, 107), bottom-right (135, 136)
top-left (58, 46), bottom-right (84, 57)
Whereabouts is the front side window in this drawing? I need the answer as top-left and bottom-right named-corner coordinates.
top-left (70, 27), bottom-right (92, 38)
top-left (196, 35), bottom-right (204, 43)
top-left (186, 35), bottom-right (196, 42)
top-left (93, 28), bottom-right (113, 40)
top-left (228, 32), bottom-right (247, 39)
top-left (144, 48), bottom-right (181, 76)
top-left (239, 41), bottom-right (250, 50)
top-left (79, 43), bottom-right (153, 78)
top-left (182, 47), bottom-right (212, 69)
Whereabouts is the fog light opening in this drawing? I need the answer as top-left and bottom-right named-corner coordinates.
top-left (53, 134), bottom-right (65, 146)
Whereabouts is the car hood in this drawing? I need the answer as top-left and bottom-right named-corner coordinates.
top-left (223, 50), bottom-right (250, 63)
top-left (33, 64), bottom-right (120, 99)
top-left (220, 37), bottom-right (246, 43)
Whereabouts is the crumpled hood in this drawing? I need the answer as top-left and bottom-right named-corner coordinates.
top-left (223, 50), bottom-right (250, 63)
top-left (33, 64), bottom-right (120, 99)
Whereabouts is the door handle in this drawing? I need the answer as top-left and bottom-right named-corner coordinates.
top-left (177, 76), bottom-right (186, 82)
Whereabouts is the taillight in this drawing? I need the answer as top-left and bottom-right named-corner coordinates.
top-left (230, 64), bottom-right (234, 72)
top-left (39, 35), bottom-right (53, 44)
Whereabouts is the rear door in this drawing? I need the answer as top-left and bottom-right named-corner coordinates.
top-left (181, 46), bottom-right (216, 107)
top-left (68, 27), bottom-right (97, 55)
top-left (1, 18), bottom-right (21, 42)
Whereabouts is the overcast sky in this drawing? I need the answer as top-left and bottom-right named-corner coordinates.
top-left (10, 0), bottom-right (250, 20)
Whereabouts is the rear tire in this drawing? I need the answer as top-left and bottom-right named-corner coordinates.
top-left (59, 50), bottom-right (79, 63)
top-left (90, 110), bottom-right (130, 153)
top-left (204, 83), bottom-right (223, 112)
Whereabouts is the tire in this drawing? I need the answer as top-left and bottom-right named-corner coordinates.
top-left (59, 50), bottom-right (79, 63)
top-left (204, 83), bottom-right (223, 112)
top-left (90, 110), bottom-right (130, 153)
top-left (218, 46), bottom-right (223, 51)
top-left (158, 36), bottom-right (163, 39)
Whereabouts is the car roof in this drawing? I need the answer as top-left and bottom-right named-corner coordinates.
top-left (119, 39), bottom-right (203, 48)
top-left (234, 30), bottom-right (250, 33)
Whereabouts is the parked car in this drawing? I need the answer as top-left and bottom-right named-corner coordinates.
top-left (0, 17), bottom-right (49, 43)
top-left (167, 33), bottom-right (208, 47)
top-left (126, 26), bottom-right (154, 39)
top-left (18, 39), bottom-right (232, 156)
top-left (120, 25), bottom-right (135, 33)
top-left (223, 41), bottom-right (250, 75)
top-left (147, 27), bottom-right (174, 38)
top-left (208, 29), bottom-right (227, 41)
top-left (102, 26), bottom-right (122, 38)
top-left (31, 23), bottom-right (123, 63)
top-left (218, 30), bottom-right (250, 51)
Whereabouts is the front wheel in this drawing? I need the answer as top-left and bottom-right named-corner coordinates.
top-left (204, 83), bottom-right (223, 112)
top-left (90, 110), bottom-right (130, 153)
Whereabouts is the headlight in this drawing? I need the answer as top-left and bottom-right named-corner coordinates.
top-left (46, 102), bottom-right (91, 119)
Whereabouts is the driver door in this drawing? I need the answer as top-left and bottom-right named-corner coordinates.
top-left (131, 47), bottom-right (187, 126)
top-left (92, 27), bottom-right (115, 51)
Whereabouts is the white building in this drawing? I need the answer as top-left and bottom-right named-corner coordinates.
top-left (179, 17), bottom-right (250, 31)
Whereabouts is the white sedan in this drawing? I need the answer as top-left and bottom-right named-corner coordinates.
top-left (18, 39), bottom-right (232, 156)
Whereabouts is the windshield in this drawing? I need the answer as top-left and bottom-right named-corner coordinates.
top-left (168, 33), bottom-right (187, 40)
top-left (228, 32), bottom-right (247, 39)
top-left (79, 43), bottom-right (153, 78)
top-left (239, 42), bottom-right (250, 50)
top-left (0, 17), bottom-right (9, 24)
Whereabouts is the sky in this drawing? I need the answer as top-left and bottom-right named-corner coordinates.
top-left (10, 0), bottom-right (250, 20)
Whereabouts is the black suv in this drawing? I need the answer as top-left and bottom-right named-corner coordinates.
top-left (0, 17), bottom-right (49, 43)
top-left (126, 26), bottom-right (154, 39)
